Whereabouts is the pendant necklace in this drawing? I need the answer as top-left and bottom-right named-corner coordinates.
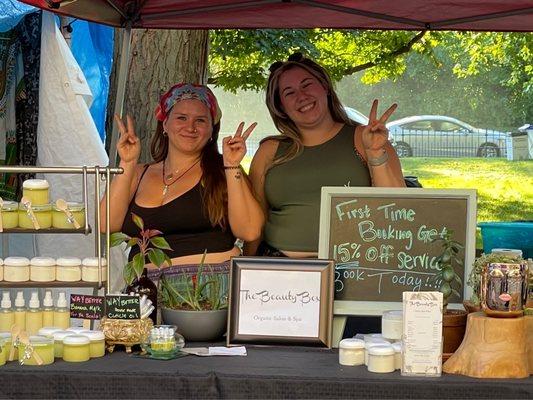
top-left (162, 158), bottom-right (201, 196)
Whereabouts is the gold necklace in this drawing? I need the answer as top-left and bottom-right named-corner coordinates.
top-left (162, 158), bottom-right (200, 196)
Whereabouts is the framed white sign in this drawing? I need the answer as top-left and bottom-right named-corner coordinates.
top-left (227, 257), bottom-right (334, 347)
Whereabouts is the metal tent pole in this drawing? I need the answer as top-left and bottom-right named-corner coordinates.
top-left (109, 24), bottom-right (132, 167)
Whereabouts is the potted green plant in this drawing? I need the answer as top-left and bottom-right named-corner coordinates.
top-left (159, 251), bottom-right (228, 341)
top-left (110, 212), bottom-right (172, 323)
top-left (432, 231), bottom-right (467, 358)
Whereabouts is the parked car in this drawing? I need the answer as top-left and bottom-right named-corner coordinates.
top-left (344, 106), bottom-right (369, 125)
top-left (386, 115), bottom-right (510, 158)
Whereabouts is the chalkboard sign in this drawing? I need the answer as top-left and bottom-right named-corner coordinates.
top-left (105, 295), bottom-right (141, 319)
top-left (318, 187), bottom-right (476, 315)
top-left (70, 294), bottom-right (105, 320)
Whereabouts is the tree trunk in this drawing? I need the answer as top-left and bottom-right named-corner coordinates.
top-left (106, 29), bottom-right (209, 163)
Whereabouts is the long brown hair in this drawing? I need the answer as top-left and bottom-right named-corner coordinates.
top-left (150, 121), bottom-right (227, 229)
top-left (265, 53), bottom-right (357, 166)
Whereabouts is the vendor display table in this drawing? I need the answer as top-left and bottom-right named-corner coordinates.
top-left (1, 346), bottom-right (531, 399)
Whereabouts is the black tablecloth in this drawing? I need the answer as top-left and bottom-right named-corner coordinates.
top-left (1, 345), bottom-right (531, 399)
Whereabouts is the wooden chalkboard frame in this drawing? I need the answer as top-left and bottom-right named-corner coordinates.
top-left (318, 187), bottom-right (477, 316)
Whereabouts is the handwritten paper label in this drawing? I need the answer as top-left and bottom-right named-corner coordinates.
top-left (105, 295), bottom-right (140, 319)
top-left (324, 193), bottom-right (471, 303)
top-left (70, 294), bottom-right (105, 320)
top-left (402, 291), bottom-right (443, 376)
top-left (237, 270), bottom-right (321, 337)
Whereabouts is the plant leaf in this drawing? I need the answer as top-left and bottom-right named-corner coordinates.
top-left (150, 237), bottom-right (172, 250)
top-left (451, 289), bottom-right (461, 299)
top-left (163, 254), bottom-right (172, 268)
top-left (126, 238), bottom-right (139, 249)
top-left (132, 253), bottom-right (145, 280)
top-left (145, 229), bottom-right (163, 238)
top-left (131, 212), bottom-right (144, 231)
top-left (148, 248), bottom-right (166, 268)
top-left (123, 261), bottom-right (136, 285)
top-left (110, 232), bottom-right (130, 247)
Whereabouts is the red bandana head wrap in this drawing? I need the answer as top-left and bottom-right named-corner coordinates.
top-left (154, 83), bottom-right (222, 124)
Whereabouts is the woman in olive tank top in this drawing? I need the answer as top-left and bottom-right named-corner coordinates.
top-left (247, 53), bottom-right (405, 257)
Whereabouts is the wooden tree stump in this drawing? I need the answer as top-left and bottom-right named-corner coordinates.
top-left (527, 316), bottom-right (533, 375)
top-left (443, 312), bottom-right (530, 378)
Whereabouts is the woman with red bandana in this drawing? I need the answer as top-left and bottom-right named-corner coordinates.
top-left (247, 53), bottom-right (405, 258)
top-left (101, 83), bottom-right (263, 283)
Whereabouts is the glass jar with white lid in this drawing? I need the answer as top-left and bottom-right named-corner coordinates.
top-left (364, 338), bottom-right (391, 365)
top-left (22, 179), bottom-right (49, 206)
top-left (30, 257), bottom-right (56, 282)
top-left (18, 203), bottom-right (52, 229)
top-left (62, 334), bottom-right (91, 362)
top-left (339, 338), bottom-right (365, 366)
top-left (1, 200), bottom-right (18, 229)
top-left (52, 202), bottom-right (85, 229)
top-left (19, 335), bottom-right (55, 365)
top-left (79, 330), bottom-right (106, 358)
top-left (392, 341), bottom-right (402, 370)
top-left (81, 257), bottom-right (107, 282)
top-left (38, 327), bottom-right (63, 339)
top-left (0, 332), bottom-right (12, 362)
top-left (382, 310), bottom-right (403, 340)
top-left (3, 257), bottom-right (30, 282)
top-left (52, 330), bottom-right (73, 358)
top-left (56, 257), bottom-right (82, 281)
top-left (367, 344), bottom-right (395, 373)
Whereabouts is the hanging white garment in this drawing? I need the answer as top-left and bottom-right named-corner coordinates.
top-left (31, 12), bottom-right (124, 293)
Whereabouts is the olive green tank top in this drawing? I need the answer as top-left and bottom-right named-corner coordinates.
top-left (264, 123), bottom-right (371, 252)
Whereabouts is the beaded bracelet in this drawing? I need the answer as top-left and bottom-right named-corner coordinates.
top-left (224, 165), bottom-right (241, 170)
top-left (367, 150), bottom-right (389, 167)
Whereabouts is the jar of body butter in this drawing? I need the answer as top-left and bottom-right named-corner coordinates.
top-left (80, 330), bottom-right (105, 358)
top-left (367, 344), bottom-right (395, 373)
top-left (1, 201), bottom-right (18, 229)
top-left (339, 338), bottom-right (365, 366)
top-left (30, 257), bottom-right (56, 282)
top-left (52, 330), bottom-right (73, 358)
top-left (4, 257), bottom-right (30, 282)
top-left (18, 203), bottom-right (52, 229)
top-left (56, 257), bottom-right (81, 282)
top-left (62, 335), bottom-right (90, 362)
top-left (81, 257), bottom-right (107, 282)
top-left (382, 310), bottom-right (403, 340)
top-left (392, 341), bottom-right (402, 370)
top-left (18, 335), bottom-right (55, 365)
top-left (52, 202), bottom-right (85, 229)
top-left (22, 179), bottom-right (49, 206)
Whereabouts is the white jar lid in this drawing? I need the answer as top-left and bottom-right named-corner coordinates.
top-left (23, 179), bottom-right (49, 189)
top-left (365, 339), bottom-right (390, 349)
top-left (56, 257), bottom-right (82, 267)
top-left (339, 338), bottom-right (365, 349)
top-left (82, 257), bottom-right (107, 267)
top-left (29, 335), bottom-right (53, 345)
top-left (368, 344), bottom-right (394, 356)
top-left (38, 327), bottom-right (63, 337)
top-left (52, 202), bottom-right (85, 212)
top-left (4, 256), bottom-right (30, 266)
top-left (1, 201), bottom-right (18, 211)
top-left (0, 332), bottom-right (12, 340)
top-left (30, 257), bottom-right (56, 267)
top-left (392, 342), bottom-right (402, 353)
top-left (63, 334), bottom-right (90, 345)
top-left (382, 310), bottom-right (403, 320)
top-left (53, 330), bottom-right (74, 341)
top-left (66, 327), bottom-right (87, 334)
top-left (79, 330), bottom-right (105, 341)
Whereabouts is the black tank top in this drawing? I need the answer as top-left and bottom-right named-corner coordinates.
top-left (121, 165), bottom-right (235, 259)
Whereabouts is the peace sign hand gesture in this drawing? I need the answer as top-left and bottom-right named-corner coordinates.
top-left (362, 100), bottom-right (397, 153)
top-left (115, 114), bottom-right (141, 164)
top-left (222, 122), bottom-right (257, 167)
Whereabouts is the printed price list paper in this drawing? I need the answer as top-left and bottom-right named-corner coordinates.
top-left (402, 291), bottom-right (443, 376)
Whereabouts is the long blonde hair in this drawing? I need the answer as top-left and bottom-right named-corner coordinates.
top-left (265, 53), bottom-right (358, 166)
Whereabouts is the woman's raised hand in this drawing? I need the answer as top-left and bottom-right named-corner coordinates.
top-left (362, 100), bottom-right (397, 152)
top-left (222, 122), bottom-right (257, 167)
top-left (115, 114), bottom-right (140, 164)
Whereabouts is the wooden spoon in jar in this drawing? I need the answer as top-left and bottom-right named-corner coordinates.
top-left (20, 196), bottom-right (40, 230)
top-left (18, 330), bottom-right (43, 366)
top-left (55, 198), bottom-right (81, 229)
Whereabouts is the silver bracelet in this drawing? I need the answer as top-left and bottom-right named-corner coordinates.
top-left (367, 150), bottom-right (389, 167)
